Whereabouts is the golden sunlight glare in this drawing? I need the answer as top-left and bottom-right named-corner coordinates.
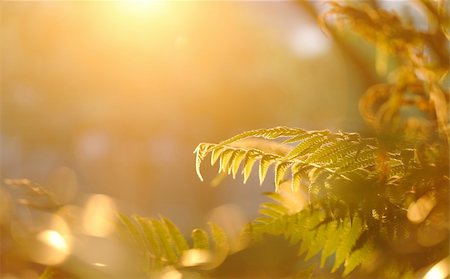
top-left (407, 192), bottom-right (436, 224)
top-left (82, 194), bottom-right (117, 237)
top-left (32, 229), bottom-right (71, 265)
top-left (180, 249), bottom-right (211, 267)
top-left (160, 267), bottom-right (183, 279)
top-left (118, 0), bottom-right (164, 16)
top-left (424, 257), bottom-right (450, 279)
top-left (38, 230), bottom-right (68, 252)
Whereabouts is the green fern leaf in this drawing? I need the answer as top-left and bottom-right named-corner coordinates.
top-left (332, 215), bottom-right (363, 272)
top-left (264, 191), bottom-right (284, 204)
top-left (231, 150), bottom-right (246, 179)
top-left (298, 211), bottom-right (325, 256)
top-left (259, 154), bottom-right (278, 185)
top-left (291, 170), bottom-right (302, 192)
top-left (224, 150), bottom-right (242, 175)
top-left (340, 157), bottom-right (377, 173)
top-left (217, 127), bottom-right (304, 146)
top-left (208, 223), bottom-right (229, 268)
top-left (291, 164), bottom-right (308, 192)
top-left (117, 213), bottom-right (146, 249)
top-left (335, 147), bottom-right (377, 173)
top-left (242, 150), bottom-right (259, 184)
top-left (191, 228), bottom-right (210, 250)
top-left (306, 139), bottom-right (355, 164)
top-left (282, 130), bottom-right (321, 144)
top-left (261, 202), bottom-right (289, 216)
top-left (151, 219), bottom-right (178, 264)
top-left (194, 143), bottom-right (215, 181)
top-left (285, 134), bottom-right (329, 160)
top-left (274, 161), bottom-right (291, 190)
top-left (382, 261), bottom-right (414, 279)
top-left (209, 223), bottom-right (229, 253)
top-left (248, 193), bottom-right (293, 241)
top-left (211, 146), bottom-right (225, 166)
top-left (163, 217), bottom-right (189, 253)
top-left (259, 208), bottom-right (284, 219)
top-left (135, 216), bottom-right (163, 259)
top-left (387, 159), bottom-right (407, 178)
top-left (286, 213), bottom-right (303, 245)
top-left (304, 222), bottom-right (328, 261)
top-left (343, 240), bottom-right (375, 276)
top-left (253, 216), bottom-right (273, 225)
top-left (218, 149), bottom-right (235, 174)
top-left (320, 220), bottom-right (339, 267)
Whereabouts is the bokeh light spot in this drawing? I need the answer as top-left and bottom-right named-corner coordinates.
top-left (160, 267), bottom-right (182, 279)
top-left (180, 249), bottom-right (210, 267)
top-left (407, 193), bottom-right (436, 224)
top-left (424, 257), bottom-right (449, 279)
top-left (38, 230), bottom-right (68, 252)
top-left (82, 194), bottom-right (117, 237)
top-left (32, 229), bottom-right (71, 265)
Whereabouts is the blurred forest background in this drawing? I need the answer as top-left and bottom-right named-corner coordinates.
top-left (1, 0), bottom-right (382, 231)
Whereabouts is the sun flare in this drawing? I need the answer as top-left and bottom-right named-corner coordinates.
top-left (118, 0), bottom-right (165, 16)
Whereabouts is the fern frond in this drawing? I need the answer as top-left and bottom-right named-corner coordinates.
top-left (231, 150), bottom-right (246, 179)
top-left (249, 194), bottom-right (374, 277)
top-left (211, 146), bottom-right (225, 166)
top-left (323, 3), bottom-right (425, 54)
top-left (284, 133), bottom-right (330, 160)
top-left (208, 222), bottom-right (229, 253)
top-left (194, 126), bottom-right (429, 277)
top-left (304, 221), bottom-right (329, 261)
top-left (305, 139), bottom-right (355, 164)
top-left (194, 127), bottom-right (417, 219)
top-left (260, 202), bottom-right (289, 217)
top-left (343, 240), bottom-right (375, 276)
top-left (194, 127), bottom-right (316, 181)
top-left (320, 220), bottom-right (339, 267)
top-left (248, 193), bottom-right (302, 241)
top-left (117, 214), bottom-right (230, 271)
top-left (332, 215), bottom-right (364, 272)
top-left (117, 213), bottom-right (146, 251)
top-left (195, 128), bottom-right (386, 188)
top-left (216, 126), bottom-right (306, 146)
top-left (162, 217), bottom-right (189, 253)
top-left (207, 222), bottom-right (230, 269)
top-left (191, 229), bottom-right (210, 250)
top-left (135, 216), bottom-right (164, 267)
top-left (151, 219), bottom-right (179, 264)
top-left (242, 149), bottom-right (260, 184)
top-left (259, 154), bottom-right (279, 185)
top-left (218, 148), bottom-right (235, 174)
top-left (194, 143), bottom-right (216, 181)
top-left (274, 161), bottom-right (291, 190)
top-left (297, 210), bottom-right (326, 256)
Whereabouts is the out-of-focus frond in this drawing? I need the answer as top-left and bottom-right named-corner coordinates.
top-left (244, 193), bottom-right (376, 277)
top-left (117, 214), bottom-right (230, 273)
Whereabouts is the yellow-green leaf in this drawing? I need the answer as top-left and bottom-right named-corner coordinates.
top-left (259, 155), bottom-right (277, 185)
top-left (191, 228), bottom-right (210, 250)
top-left (242, 150), bottom-right (259, 184)
top-left (231, 150), bottom-right (246, 179)
top-left (343, 240), bottom-right (374, 276)
top-left (211, 146), bottom-right (225, 166)
top-left (274, 161), bottom-right (291, 191)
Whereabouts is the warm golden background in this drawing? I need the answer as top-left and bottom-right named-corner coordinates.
top-left (3, 3), bottom-right (414, 276)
